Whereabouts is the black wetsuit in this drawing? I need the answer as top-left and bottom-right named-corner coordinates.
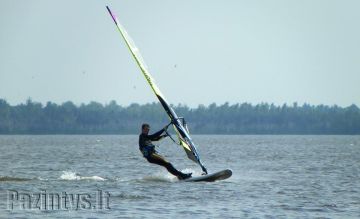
top-left (139, 128), bottom-right (185, 178)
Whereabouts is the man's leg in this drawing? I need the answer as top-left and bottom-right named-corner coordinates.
top-left (146, 153), bottom-right (183, 177)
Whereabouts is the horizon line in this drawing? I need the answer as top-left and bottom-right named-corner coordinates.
top-left (0, 97), bottom-right (358, 109)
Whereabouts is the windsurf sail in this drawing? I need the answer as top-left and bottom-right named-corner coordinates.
top-left (106, 6), bottom-right (208, 174)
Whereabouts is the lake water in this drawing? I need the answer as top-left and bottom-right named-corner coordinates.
top-left (0, 135), bottom-right (359, 218)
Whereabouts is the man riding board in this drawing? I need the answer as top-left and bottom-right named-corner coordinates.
top-left (139, 123), bottom-right (192, 180)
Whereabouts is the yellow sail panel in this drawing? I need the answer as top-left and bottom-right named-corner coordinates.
top-left (173, 125), bottom-right (193, 155)
top-left (180, 139), bottom-right (191, 151)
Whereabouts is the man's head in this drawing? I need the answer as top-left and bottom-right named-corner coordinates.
top-left (141, 123), bottom-right (150, 134)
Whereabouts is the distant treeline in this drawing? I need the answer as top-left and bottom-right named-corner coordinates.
top-left (0, 98), bottom-right (359, 134)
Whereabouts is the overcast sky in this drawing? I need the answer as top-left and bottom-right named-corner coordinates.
top-left (0, 0), bottom-right (359, 107)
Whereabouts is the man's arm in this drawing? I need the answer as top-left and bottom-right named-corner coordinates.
top-left (148, 128), bottom-right (166, 141)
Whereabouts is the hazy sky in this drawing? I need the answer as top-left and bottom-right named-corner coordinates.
top-left (0, 0), bottom-right (359, 107)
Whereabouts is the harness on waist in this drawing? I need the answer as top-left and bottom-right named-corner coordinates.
top-left (140, 145), bottom-right (155, 157)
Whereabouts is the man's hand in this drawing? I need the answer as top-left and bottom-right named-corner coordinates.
top-left (163, 123), bottom-right (171, 130)
top-left (162, 123), bottom-right (172, 137)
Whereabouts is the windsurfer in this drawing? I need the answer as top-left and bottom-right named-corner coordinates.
top-left (139, 123), bottom-right (192, 180)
